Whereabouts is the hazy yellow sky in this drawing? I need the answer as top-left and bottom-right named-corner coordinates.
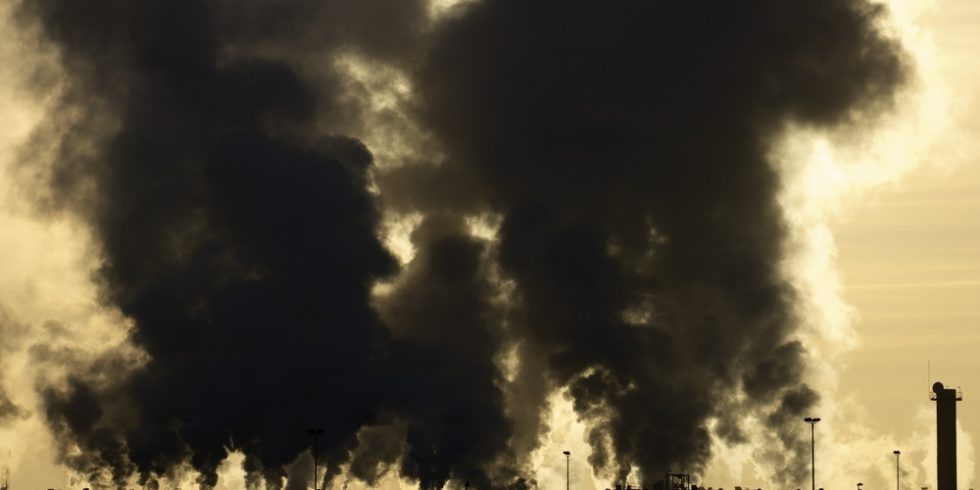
top-left (835, 0), bottom-right (980, 454)
top-left (815, 2), bottom-right (980, 489)
top-left (0, 1), bottom-right (979, 489)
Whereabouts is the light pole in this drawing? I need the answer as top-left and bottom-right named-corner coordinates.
top-left (894, 450), bottom-right (901, 490)
top-left (858, 482), bottom-right (864, 490)
top-left (563, 450), bottom-right (571, 490)
top-left (804, 417), bottom-right (821, 490)
top-left (308, 428), bottom-right (325, 490)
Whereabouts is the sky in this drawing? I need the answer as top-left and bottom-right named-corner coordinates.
top-left (837, 0), bottom-right (980, 424)
top-left (0, 1), bottom-right (978, 490)
top-left (833, 0), bottom-right (980, 486)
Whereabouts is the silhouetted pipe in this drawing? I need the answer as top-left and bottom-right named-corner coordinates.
top-left (563, 450), bottom-right (571, 490)
top-left (308, 428), bottom-right (325, 490)
top-left (894, 450), bottom-right (901, 490)
top-left (933, 382), bottom-right (961, 490)
top-left (804, 417), bottom-right (821, 490)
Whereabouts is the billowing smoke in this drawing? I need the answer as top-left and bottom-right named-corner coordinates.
top-left (386, 0), bottom-right (905, 484)
top-left (15, 0), bottom-right (905, 488)
top-left (18, 0), bottom-right (428, 487)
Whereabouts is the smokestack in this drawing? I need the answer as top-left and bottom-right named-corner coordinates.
top-left (931, 382), bottom-right (962, 490)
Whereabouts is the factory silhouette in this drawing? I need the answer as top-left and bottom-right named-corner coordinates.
top-left (28, 380), bottom-right (969, 490)
top-left (933, 382), bottom-right (963, 490)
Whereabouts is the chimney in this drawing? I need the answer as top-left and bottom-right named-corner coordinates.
top-left (932, 382), bottom-right (963, 490)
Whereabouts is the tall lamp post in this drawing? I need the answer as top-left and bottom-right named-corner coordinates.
top-left (804, 417), bottom-right (821, 490)
top-left (894, 450), bottom-right (902, 490)
top-left (308, 428), bottom-right (325, 490)
top-left (563, 450), bottom-right (571, 490)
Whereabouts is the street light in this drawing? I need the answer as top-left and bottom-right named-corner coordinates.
top-left (804, 417), bottom-right (821, 490)
top-left (308, 428), bottom-right (325, 490)
top-left (894, 450), bottom-right (901, 490)
top-left (563, 450), bottom-right (571, 490)
top-left (858, 482), bottom-right (864, 490)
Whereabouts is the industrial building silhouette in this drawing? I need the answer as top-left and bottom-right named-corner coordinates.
top-left (932, 382), bottom-right (963, 490)
top-left (28, 381), bottom-right (967, 490)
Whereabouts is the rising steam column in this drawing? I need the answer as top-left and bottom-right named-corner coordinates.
top-left (931, 382), bottom-right (962, 490)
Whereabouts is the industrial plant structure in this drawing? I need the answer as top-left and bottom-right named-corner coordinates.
top-left (932, 382), bottom-right (962, 490)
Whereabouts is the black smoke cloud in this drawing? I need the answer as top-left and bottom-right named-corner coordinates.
top-left (18, 0), bottom-right (427, 487)
top-left (16, 0), bottom-right (905, 488)
top-left (389, 0), bottom-right (905, 484)
top-left (376, 215), bottom-right (513, 489)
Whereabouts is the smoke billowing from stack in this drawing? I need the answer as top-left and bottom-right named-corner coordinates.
top-left (16, 0), bottom-right (905, 488)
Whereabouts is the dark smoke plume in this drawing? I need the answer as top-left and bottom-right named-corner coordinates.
top-left (386, 0), bottom-right (905, 484)
top-left (16, 0), bottom-right (905, 488)
top-left (17, 0), bottom-right (427, 487)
